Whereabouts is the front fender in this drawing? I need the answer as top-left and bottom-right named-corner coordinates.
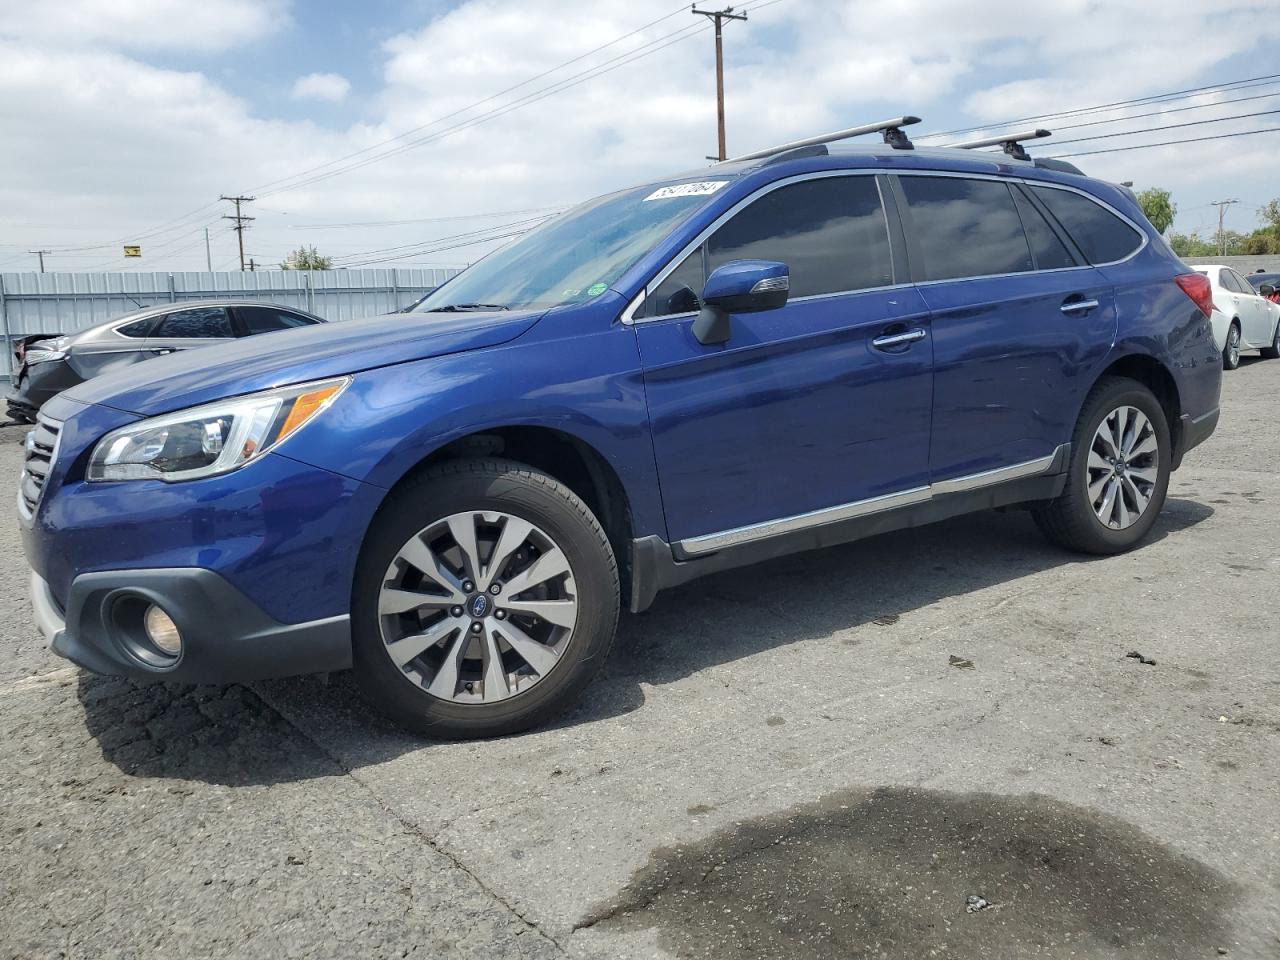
top-left (279, 310), bottom-right (667, 539)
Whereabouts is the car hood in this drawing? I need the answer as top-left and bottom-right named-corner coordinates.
top-left (64, 308), bottom-right (544, 415)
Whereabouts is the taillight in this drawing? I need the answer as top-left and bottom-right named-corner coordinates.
top-left (1174, 273), bottom-right (1214, 318)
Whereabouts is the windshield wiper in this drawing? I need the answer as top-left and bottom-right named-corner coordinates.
top-left (426, 303), bottom-right (510, 312)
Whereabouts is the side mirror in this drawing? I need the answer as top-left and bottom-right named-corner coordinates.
top-left (1260, 283), bottom-right (1275, 297)
top-left (692, 259), bottom-right (789, 345)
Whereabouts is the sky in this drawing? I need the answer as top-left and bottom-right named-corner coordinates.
top-left (1, 0), bottom-right (1278, 274)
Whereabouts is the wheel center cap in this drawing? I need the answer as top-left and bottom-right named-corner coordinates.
top-left (468, 594), bottom-right (490, 618)
top-left (1114, 461), bottom-right (1127, 476)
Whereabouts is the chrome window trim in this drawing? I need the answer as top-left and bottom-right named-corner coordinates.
top-left (676, 445), bottom-right (1065, 557)
top-left (623, 169), bottom-right (1148, 326)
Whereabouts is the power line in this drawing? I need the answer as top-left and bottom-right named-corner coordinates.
top-left (1048, 107), bottom-right (1280, 147)
top-left (1049, 125), bottom-right (1280, 158)
top-left (256, 0), bottom-right (781, 199)
top-left (1048, 87), bottom-right (1280, 134)
top-left (328, 216), bottom-right (556, 264)
top-left (255, 19), bottom-right (715, 198)
top-left (246, 3), bottom-right (694, 197)
top-left (919, 72), bottom-right (1280, 140)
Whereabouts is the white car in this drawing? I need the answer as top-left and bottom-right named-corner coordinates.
top-left (1189, 263), bottom-right (1280, 369)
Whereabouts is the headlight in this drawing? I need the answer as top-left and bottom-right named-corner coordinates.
top-left (87, 377), bottom-right (348, 483)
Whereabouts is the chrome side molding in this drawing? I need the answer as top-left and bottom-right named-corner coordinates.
top-left (677, 446), bottom-right (1065, 557)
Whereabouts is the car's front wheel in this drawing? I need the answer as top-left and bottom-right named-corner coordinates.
top-left (352, 459), bottom-right (619, 738)
top-left (1033, 376), bottom-right (1171, 555)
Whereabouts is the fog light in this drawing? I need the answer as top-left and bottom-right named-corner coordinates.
top-left (143, 604), bottom-right (182, 657)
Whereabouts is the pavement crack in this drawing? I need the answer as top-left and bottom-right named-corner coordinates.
top-left (253, 694), bottom-right (570, 956)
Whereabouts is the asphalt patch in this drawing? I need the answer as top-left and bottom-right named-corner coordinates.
top-left (581, 786), bottom-right (1238, 959)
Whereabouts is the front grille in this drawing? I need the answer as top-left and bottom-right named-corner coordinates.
top-left (19, 415), bottom-right (62, 518)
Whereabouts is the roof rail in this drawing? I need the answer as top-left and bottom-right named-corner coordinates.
top-left (950, 128), bottom-right (1051, 162)
top-left (727, 116), bottom-right (922, 163)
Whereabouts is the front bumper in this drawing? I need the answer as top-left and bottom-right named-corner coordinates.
top-left (30, 567), bottom-right (351, 683)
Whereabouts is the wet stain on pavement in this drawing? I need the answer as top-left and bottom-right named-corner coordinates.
top-left (581, 787), bottom-right (1238, 959)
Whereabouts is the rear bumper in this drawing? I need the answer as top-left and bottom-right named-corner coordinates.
top-left (7, 359), bottom-right (84, 419)
top-left (31, 567), bottom-right (351, 683)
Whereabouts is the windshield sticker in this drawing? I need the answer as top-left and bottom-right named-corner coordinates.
top-left (587, 282), bottom-right (609, 297)
top-left (643, 180), bottom-right (729, 202)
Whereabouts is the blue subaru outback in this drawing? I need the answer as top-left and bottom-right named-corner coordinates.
top-left (20, 119), bottom-right (1221, 737)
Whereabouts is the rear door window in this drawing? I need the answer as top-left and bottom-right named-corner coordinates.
top-left (116, 318), bottom-right (156, 338)
top-left (236, 306), bottom-right (321, 335)
top-left (644, 175), bottom-right (893, 317)
top-left (1029, 186), bottom-right (1144, 264)
top-left (897, 176), bottom-right (1034, 281)
top-left (1011, 188), bottom-right (1077, 270)
top-left (150, 307), bottom-right (233, 339)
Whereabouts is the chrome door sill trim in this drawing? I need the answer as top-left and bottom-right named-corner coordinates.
top-left (931, 451), bottom-right (1058, 495)
top-left (676, 445), bottom-right (1065, 557)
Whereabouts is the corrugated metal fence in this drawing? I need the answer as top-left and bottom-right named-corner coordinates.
top-left (0, 268), bottom-right (460, 377)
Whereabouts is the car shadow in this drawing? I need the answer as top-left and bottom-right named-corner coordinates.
top-left (78, 498), bottom-right (1213, 785)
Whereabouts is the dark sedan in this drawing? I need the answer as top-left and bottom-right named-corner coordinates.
top-left (1247, 271), bottom-right (1280, 304)
top-left (6, 300), bottom-right (325, 423)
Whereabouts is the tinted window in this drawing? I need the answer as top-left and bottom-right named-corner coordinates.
top-left (1030, 186), bottom-right (1143, 264)
top-left (899, 177), bottom-right (1033, 281)
top-left (238, 306), bottom-right (320, 335)
top-left (116, 318), bottom-right (155, 338)
top-left (1218, 270), bottom-right (1244, 293)
top-left (152, 307), bottom-right (233, 339)
top-left (645, 176), bottom-right (892, 316)
top-left (1230, 270), bottom-right (1256, 294)
top-left (1012, 188), bottom-right (1076, 270)
top-left (707, 177), bottom-right (892, 298)
top-left (647, 247), bottom-right (704, 317)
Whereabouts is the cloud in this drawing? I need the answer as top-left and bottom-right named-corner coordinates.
top-left (1, 0), bottom-right (1277, 272)
top-left (0, 0), bottom-right (290, 52)
top-left (292, 72), bottom-right (351, 103)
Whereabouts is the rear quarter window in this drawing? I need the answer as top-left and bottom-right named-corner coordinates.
top-left (1029, 186), bottom-right (1144, 264)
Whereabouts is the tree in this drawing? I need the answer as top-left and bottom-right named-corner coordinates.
top-left (1169, 232), bottom-right (1216, 258)
top-left (1259, 198), bottom-right (1280, 230)
top-left (280, 245), bottom-right (333, 270)
top-left (1136, 187), bottom-right (1176, 234)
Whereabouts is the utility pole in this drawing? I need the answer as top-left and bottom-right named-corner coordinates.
top-left (692, 5), bottom-right (747, 161)
top-left (204, 227), bottom-right (212, 271)
top-left (220, 195), bottom-right (256, 271)
top-left (29, 250), bottom-right (50, 273)
top-left (1211, 199), bottom-right (1238, 256)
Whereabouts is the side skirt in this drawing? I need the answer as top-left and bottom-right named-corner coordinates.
top-left (628, 452), bottom-right (1069, 613)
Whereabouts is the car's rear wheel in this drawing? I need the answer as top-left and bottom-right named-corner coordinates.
top-left (352, 458), bottom-right (619, 738)
top-left (1033, 377), bottom-right (1170, 555)
top-left (1222, 321), bottom-right (1242, 369)
top-left (1260, 318), bottom-right (1280, 360)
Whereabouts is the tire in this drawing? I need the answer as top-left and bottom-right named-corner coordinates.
top-left (352, 458), bottom-right (619, 738)
top-left (1260, 317), bottom-right (1280, 360)
top-left (1032, 376), bottom-right (1171, 555)
top-left (1222, 321), bottom-right (1242, 370)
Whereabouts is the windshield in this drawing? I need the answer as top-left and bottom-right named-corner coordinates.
top-left (413, 179), bottom-right (731, 312)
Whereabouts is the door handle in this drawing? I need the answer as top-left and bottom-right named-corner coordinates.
top-left (871, 328), bottom-right (927, 350)
top-left (1060, 298), bottom-right (1100, 314)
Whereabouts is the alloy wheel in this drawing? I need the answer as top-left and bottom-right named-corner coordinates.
top-left (1086, 405), bottom-right (1160, 530)
top-left (1228, 326), bottom-right (1241, 366)
top-left (377, 511), bottom-right (578, 703)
